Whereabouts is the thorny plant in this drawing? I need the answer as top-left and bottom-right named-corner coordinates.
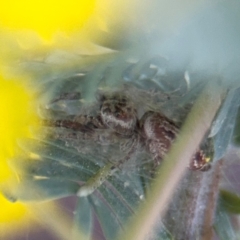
top-left (43, 87), bottom-right (211, 197)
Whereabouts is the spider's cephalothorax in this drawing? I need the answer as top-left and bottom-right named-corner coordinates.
top-left (100, 93), bottom-right (138, 135)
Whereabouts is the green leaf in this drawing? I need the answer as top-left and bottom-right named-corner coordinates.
top-left (109, 173), bottom-right (145, 210)
top-left (89, 194), bottom-right (122, 240)
top-left (13, 156), bottom-right (90, 182)
top-left (211, 88), bottom-right (240, 161)
top-left (232, 106), bottom-right (240, 146)
top-left (219, 190), bottom-right (240, 214)
top-left (72, 197), bottom-right (93, 240)
top-left (214, 204), bottom-right (237, 240)
top-left (4, 178), bottom-right (79, 202)
top-left (17, 138), bottom-right (100, 176)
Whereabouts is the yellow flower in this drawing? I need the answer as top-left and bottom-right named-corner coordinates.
top-left (0, 71), bottom-right (87, 240)
top-left (0, 0), bottom-right (96, 41)
top-left (0, 74), bottom-right (38, 237)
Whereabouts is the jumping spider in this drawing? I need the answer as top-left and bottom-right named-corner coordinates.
top-left (44, 91), bottom-right (211, 196)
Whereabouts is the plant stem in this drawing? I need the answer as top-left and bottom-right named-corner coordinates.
top-left (163, 158), bottom-right (224, 239)
top-left (200, 159), bottom-right (224, 240)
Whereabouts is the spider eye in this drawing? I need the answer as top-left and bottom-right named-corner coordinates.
top-left (100, 94), bottom-right (137, 135)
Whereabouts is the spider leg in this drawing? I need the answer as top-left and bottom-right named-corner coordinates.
top-left (42, 114), bottom-right (107, 140)
top-left (43, 114), bottom-right (104, 130)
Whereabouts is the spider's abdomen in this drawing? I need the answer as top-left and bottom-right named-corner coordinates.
top-left (142, 112), bottom-right (178, 142)
top-left (141, 112), bottom-right (211, 170)
top-left (141, 112), bottom-right (179, 163)
top-left (100, 94), bottom-right (137, 135)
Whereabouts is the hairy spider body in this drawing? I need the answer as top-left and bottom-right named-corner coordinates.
top-left (141, 111), bottom-right (178, 165)
top-left (140, 111), bottom-right (210, 171)
top-left (44, 91), bottom-right (210, 196)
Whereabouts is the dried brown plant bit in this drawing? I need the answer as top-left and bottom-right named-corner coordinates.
top-left (189, 150), bottom-right (211, 171)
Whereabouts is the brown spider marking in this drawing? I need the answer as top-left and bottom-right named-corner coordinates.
top-left (44, 92), bottom-right (211, 172)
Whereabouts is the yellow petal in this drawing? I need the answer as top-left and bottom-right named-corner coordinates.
top-left (0, 74), bottom-right (39, 236)
top-left (0, 0), bottom-right (96, 40)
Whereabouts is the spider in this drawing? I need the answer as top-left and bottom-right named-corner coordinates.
top-left (44, 91), bottom-right (211, 196)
